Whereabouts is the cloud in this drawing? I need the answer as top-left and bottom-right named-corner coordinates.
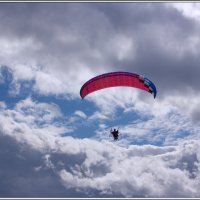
top-left (0, 97), bottom-right (72, 150)
top-left (0, 2), bottom-right (200, 198)
top-left (74, 110), bottom-right (87, 119)
top-left (170, 3), bottom-right (200, 21)
top-left (0, 96), bottom-right (200, 197)
top-left (53, 139), bottom-right (200, 198)
top-left (2, 127), bottom-right (200, 197)
top-left (0, 133), bottom-right (87, 198)
top-left (0, 3), bottom-right (200, 110)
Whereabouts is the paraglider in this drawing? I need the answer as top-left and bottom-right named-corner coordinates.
top-left (80, 71), bottom-right (157, 141)
top-left (80, 71), bottom-right (157, 99)
top-left (110, 128), bottom-right (119, 141)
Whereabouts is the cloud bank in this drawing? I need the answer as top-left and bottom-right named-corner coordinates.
top-left (0, 98), bottom-right (200, 197)
top-left (0, 2), bottom-right (200, 198)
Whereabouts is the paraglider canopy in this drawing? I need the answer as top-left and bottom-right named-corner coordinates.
top-left (80, 71), bottom-right (157, 99)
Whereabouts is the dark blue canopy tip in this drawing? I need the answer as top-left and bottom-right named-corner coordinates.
top-left (144, 77), bottom-right (157, 99)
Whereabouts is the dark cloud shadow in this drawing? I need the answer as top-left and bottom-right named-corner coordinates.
top-left (0, 133), bottom-right (86, 197)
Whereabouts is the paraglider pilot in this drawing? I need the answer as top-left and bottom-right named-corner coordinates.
top-left (110, 128), bottom-right (119, 141)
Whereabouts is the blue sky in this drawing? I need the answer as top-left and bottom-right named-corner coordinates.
top-left (0, 2), bottom-right (200, 198)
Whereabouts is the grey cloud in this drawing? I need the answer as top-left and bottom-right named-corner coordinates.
top-left (97, 3), bottom-right (200, 98)
top-left (55, 140), bottom-right (200, 198)
top-left (91, 4), bottom-right (200, 100)
top-left (0, 119), bottom-right (200, 198)
top-left (1, 3), bottom-right (200, 99)
top-left (191, 106), bottom-right (200, 124)
top-left (0, 133), bottom-right (109, 197)
top-left (167, 141), bottom-right (200, 179)
top-left (0, 133), bottom-right (67, 197)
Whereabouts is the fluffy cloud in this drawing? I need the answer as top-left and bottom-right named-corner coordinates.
top-left (1, 122), bottom-right (200, 197)
top-left (74, 110), bottom-right (87, 119)
top-left (32, 139), bottom-right (200, 197)
top-left (0, 96), bottom-right (200, 197)
top-left (0, 97), bottom-right (72, 149)
top-left (1, 3), bottom-right (199, 120)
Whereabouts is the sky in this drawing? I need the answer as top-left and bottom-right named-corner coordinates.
top-left (0, 2), bottom-right (200, 198)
